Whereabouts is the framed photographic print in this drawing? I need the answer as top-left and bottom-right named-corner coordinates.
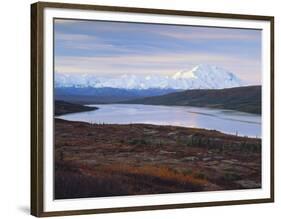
top-left (31, 1), bottom-right (274, 217)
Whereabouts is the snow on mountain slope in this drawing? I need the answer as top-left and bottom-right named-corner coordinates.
top-left (171, 64), bottom-right (243, 89)
top-left (55, 64), bottom-right (244, 90)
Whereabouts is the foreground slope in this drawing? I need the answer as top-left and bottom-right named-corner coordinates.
top-left (55, 119), bottom-right (261, 199)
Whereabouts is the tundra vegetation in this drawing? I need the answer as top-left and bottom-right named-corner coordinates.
top-left (55, 118), bottom-right (261, 199)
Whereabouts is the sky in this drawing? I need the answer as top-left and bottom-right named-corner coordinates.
top-left (54, 19), bottom-right (261, 85)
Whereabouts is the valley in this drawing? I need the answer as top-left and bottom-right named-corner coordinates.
top-left (55, 118), bottom-right (261, 199)
top-left (54, 65), bottom-right (261, 199)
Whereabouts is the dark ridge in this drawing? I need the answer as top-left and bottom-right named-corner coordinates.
top-left (123, 86), bottom-right (261, 114)
top-left (55, 100), bottom-right (98, 116)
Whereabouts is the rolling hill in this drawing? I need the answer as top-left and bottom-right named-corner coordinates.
top-left (55, 100), bottom-right (98, 116)
top-left (124, 86), bottom-right (261, 114)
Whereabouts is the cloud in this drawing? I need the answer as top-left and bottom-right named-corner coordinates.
top-left (158, 30), bottom-right (260, 41)
top-left (55, 33), bottom-right (135, 54)
top-left (54, 19), bottom-right (261, 85)
top-left (54, 19), bottom-right (261, 57)
top-left (55, 33), bottom-right (96, 41)
top-left (55, 52), bottom-right (261, 84)
top-left (54, 19), bottom-right (82, 24)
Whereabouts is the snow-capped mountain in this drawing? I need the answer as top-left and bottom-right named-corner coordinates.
top-left (55, 64), bottom-right (243, 90)
top-left (171, 64), bottom-right (243, 89)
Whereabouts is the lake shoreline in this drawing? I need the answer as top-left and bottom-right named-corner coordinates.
top-left (57, 103), bottom-right (261, 138)
top-left (56, 117), bottom-right (261, 140)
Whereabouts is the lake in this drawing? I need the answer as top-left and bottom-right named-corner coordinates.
top-left (56, 104), bottom-right (261, 137)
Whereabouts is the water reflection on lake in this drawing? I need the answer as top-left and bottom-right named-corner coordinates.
top-left (57, 104), bottom-right (261, 137)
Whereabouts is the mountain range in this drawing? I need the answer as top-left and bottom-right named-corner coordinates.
top-left (55, 64), bottom-right (244, 90)
top-left (55, 87), bottom-right (177, 104)
top-left (54, 64), bottom-right (258, 108)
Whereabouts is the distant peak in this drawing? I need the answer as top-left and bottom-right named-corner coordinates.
top-left (172, 64), bottom-right (228, 79)
top-left (172, 70), bottom-right (196, 79)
